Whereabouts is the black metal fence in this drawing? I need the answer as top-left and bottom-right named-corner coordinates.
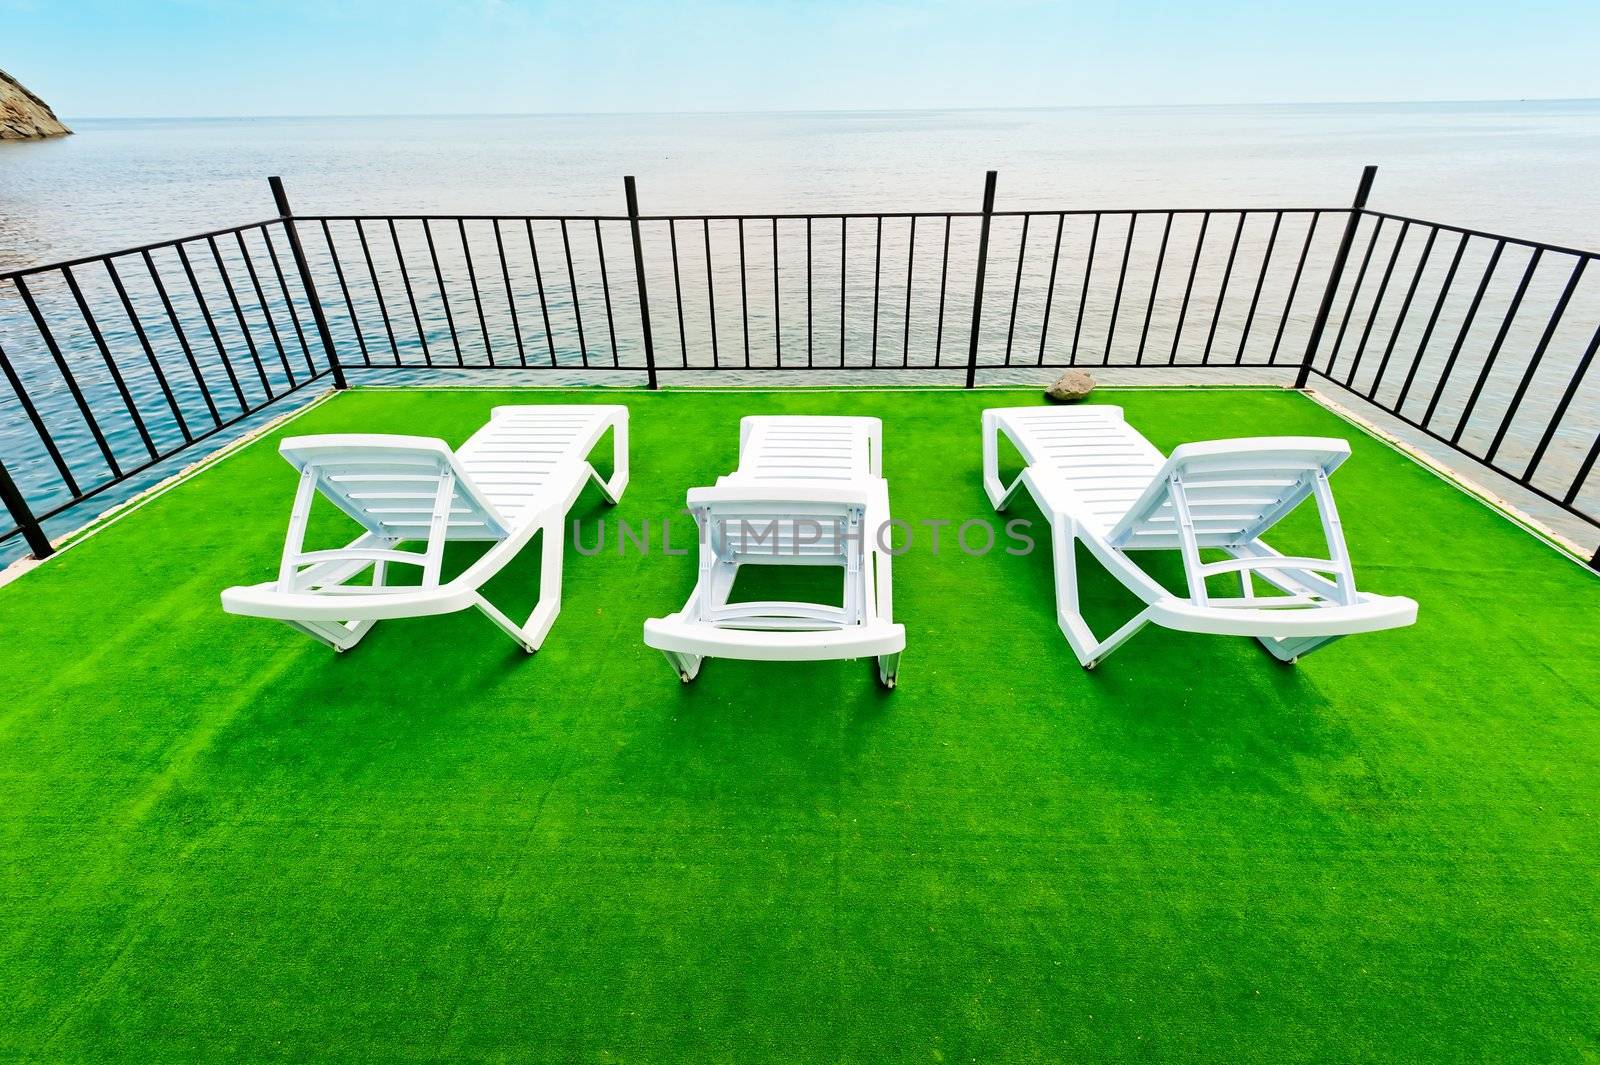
top-left (1, 167), bottom-right (1596, 565)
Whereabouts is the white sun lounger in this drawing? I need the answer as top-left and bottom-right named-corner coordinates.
top-left (982, 405), bottom-right (1415, 667)
top-left (643, 415), bottom-right (905, 687)
top-left (222, 404), bottom-right (628, 653)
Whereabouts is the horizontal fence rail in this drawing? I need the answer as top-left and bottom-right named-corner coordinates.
top-left (0, 168), bottom-right (1596, 566)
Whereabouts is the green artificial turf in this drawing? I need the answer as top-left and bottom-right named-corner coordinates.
top-left (1, 386), bottom-right (1597, 1063)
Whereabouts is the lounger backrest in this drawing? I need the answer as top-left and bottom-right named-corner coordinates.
top-left (1108, 438), bottom-right (1351, 550)
top-left (279, 435), bottom-right (511, 542)
top-left (737, 416), bottom-right (881, 481)
top-left (686, 482), bottom-right (876, 627)
top-left (687, 483), bottom-right (874, 565)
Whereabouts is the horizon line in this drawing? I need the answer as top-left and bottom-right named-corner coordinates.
top-left (62, 96), bottom-right (1600, 123)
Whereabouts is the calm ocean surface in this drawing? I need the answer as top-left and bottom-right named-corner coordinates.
top-left (1, 102), bottom-right (1598, 556)
top-left (4, 102), bottom-right (1600, 268)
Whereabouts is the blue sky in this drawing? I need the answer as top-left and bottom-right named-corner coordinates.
top-left (5, 0), bottom-right (1598, 117)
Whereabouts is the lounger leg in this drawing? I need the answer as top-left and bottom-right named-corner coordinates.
top-left (588, 414), bottom-right (630, 504)
top-left (1257, 632), bottom-right (1342, 664)
top-left (981, 414), bottom-right (1028, 512)
top-left (472, 521), bottom-right (566, 653)
top-left (662, 648), bottom-right (703, 683)
top-left (525, 519), bottom-right (566, 647)
top-left (284, 618), bottom-right (378, 653)
top-left (1049, 518), bottom-right (1150, 670)
top-left (1050, 519), bottom-right (1098, 666)
top-left (876, 652), bottom-right (900, 689)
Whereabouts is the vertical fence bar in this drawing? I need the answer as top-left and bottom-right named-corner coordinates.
top-left (669, 219), bottom-right (688, 365)
top-left (1071, 214), bottom-right (1101, 365)
top-left (1340, 219), bottom-right (1408, 385)
top-left (1367, 226), bottom-right (1439, 398)
top-left (903, 216), bottom-right (917, 366)
top-left (1394, 231), bottom-right (1468, 411)
top-left (422, 220), bottom-right (463, 365)
top-left (0, 339), bottom-right (79, 496)
top-left (1422, 240), bottom-right (1504, 428)
top-left (142, 248), bottom-right (222, 426)
top-left (235, 230), bottom-right (297, 381)
top-left (871, 216), bottom-right (882, 367)
top-left (62, 265), bottom-right (157, 458)
top-left (205, 235), bottom-right (274, 396)
top-left (352, 221), bottom-right (399, 364)
top-left (459, 219), bottom-right (493, 364)
top-left (1488, 256), bottom-right (1586, 463)
top-left (318, 222), bottom-right (372, 368)
top-left (107, 259), bottom-right (192, 441)
top-left (773, 219), bottom-right (782, 364)
top-left (1268, 213), bottom-right (1323, 365)
top-left (559, 220), bottom-right (587, 367)
top-left (1036, 213), bottom-right (1065, 365)
top-left (1200, 212), bottom-right (1246, 364)
top-left (1168, 212), bottom-right (1212, 364)
top-left (1003, 213), bottom-right (1030, 366)
top-left (0, 455), bottom-right (51, 558)
top-left (594, 219), bottom-right (619, 367)
top-left (741, 218), bottom-right (753, 367)
top-left (261, 227), bottom-right (318, 376)
top-left (1451, 246), bottom-right (1541, 444)
top-left (838, 217), bottom-right (846, 367)
top-left (525, 220), bottom-right (557, 366)
top-left (1524, 319), bottom-right (1600, 484)
top-left (1135, 213), bottom-right (1174, 364)
top-left (1104, 214), bottom-right (1138, 364)
top-left (623, 176), bottom-right (658, 389)
top-left (805, 218), bottom-right (813, 367)
top-left (1235, 211), bottom-right (1283, 365)
top-left (388, 219), bottom-right (433, 366)
top-left (1323, 216), bottom-right (1384, 379)
top-left (965, 170), bottom-right (998, 388)
top-left (268, 176), bottom-right (348, 389)
top-left (493, 219), bottom-right (527, 367)
top-left (705, 219), bottom-right (720, 367)
top-left (1295, 165), bottom-right (1377, 388)
top-left (13, 276), bottom-right (124, 476)
top-left (935, 216), bottom-right (951, 365)
top-left (175, 243), bottom-right (250, 409)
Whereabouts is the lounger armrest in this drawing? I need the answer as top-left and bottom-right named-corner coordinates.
top-left (686, 481), bottom-right (880, 509)
top-left (1165, 436), bottom-right (1351, 473)
top-left (221, 580), bottom-right (482, 622)
top-left (279, 434), bottom-right (454, 465)
top-left (1148, 592), bottom-right (1417, 637)
top-left (643, 615), bottom-right (906, 662)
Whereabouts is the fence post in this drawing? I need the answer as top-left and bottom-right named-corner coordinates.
top-left (1295, 165), bottom-right (1378, 389)
top-left (624, 176), bottom-right (659, 390)
top-left (0, 458), bottom-right (50, 559)
top-left (268, 176), bottom-right (348, 390)
top-left (965, 170), bottom-right (998, 389)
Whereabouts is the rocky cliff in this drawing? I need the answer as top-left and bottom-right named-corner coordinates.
top-left (1, 68), bottom-right (71, 140)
